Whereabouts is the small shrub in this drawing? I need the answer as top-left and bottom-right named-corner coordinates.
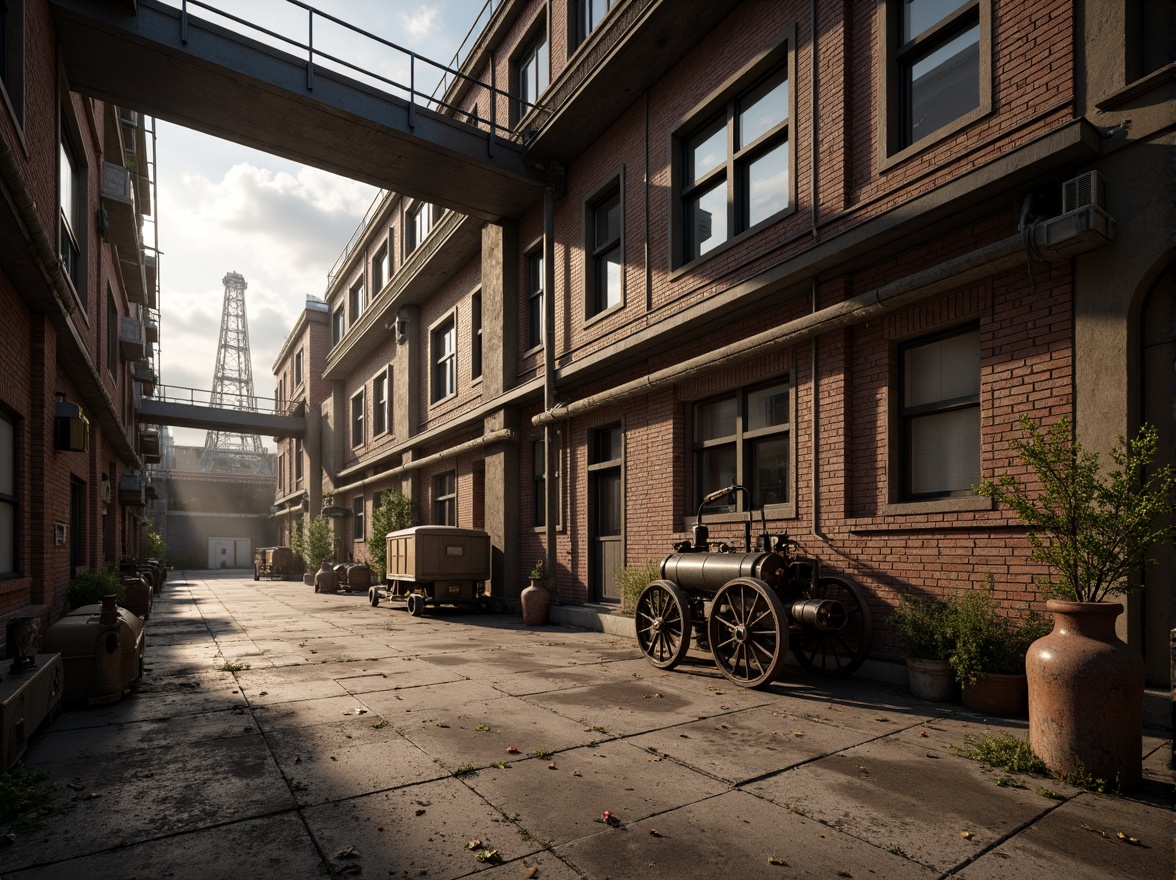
top-left (958, 732), bottom-right (1046, 775)
top-left (0, 766), bottom-right (50, 823)
top-left (141, 516), bottom-right (166, 560)
top-left (367, 490), bottom-right (418, 580)
top-left (67, 567), bottom-right (125, 610)
top-left (891, 594), bottom-right (957, 661)
top-left (950, 577), bottom-right (1051, 685)
top-left (617, 560), bottom-right (662, 617)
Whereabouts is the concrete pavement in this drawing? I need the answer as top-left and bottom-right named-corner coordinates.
top-left (2, 571), bottom-right (1171, 879)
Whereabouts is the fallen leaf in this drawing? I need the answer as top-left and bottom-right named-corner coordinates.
top-left (507, 746), bottom-right (520, 754)
top-left (649, 829), bottom-right (663, 838)
top-left (466, 839), bottom-right (482, 850)
top-left (335, 845), bottom-right (358, 859)
top-left (547, 763), bottom-right (558, 770)
top-left (791, 730), bottom-right (804, 736)
top-left (768, 856), bottom-right (785, 866)
top-left (960, 831), bottom-right (972, 840)
top-left (259, 691), bottom-right (268, 696)
top-left (78, 792), bottom-right (101, 801)
top-left (342, 708), bottom-right (368, 716)
top-left (474, 848), bottom-right (502, 864)
top-left (414, 808), bottom-right (426, 816)
top-left (572, 770), bottom-right (582, 777)
top-left (918, 731), bottom-right (929, 738)
top-left (435, 722), bottom-right (449, 728)
top-left (1117, 832), bottom-right (1141, 846)
top-left (341, 864), bottom-right (361, 875)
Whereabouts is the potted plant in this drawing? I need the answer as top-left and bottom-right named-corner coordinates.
top-left (949, 579), bottom-right (1050, 716)
top-left (892, 594), bottom-right (957, 702)
top-left (976, 417), bottom-right (1173, 787)
top-left (521, 558), bottom-right (550, 625)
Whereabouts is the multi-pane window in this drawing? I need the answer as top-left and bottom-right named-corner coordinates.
top-left (372, 240), bottom-right (390, 293)
top-left (681, 61), bottom-right (789, 263)
top-left (897, 1), bottom-right (981, 149)
top-left (295, 437), bottom-right (304, 482)
top-left (431, 315), bottom-right (456, 402)
top-left (350, 389), bottom-right (364, 449)
top-left (471, 292), bottom-right (482, 381)
top-left (372, 370), bottom-right (388, 435)
top-left (277, 452), bottom-right (285, 493)
top-left (349, 279), bottom-right (365, 324)
top-left (692, 379), bottom-right (791, 511)
top-left (434, 471), bottom-right (456, 526)
top-left (332, 305), bottom-right (344, 345)
top-left (0, 410), bottom-right (15, 576)
top-left (527, 251), bottom-right (544, 349)
top-left (106, 295), bottom-right (118, 374)
top-left (59, 136), bottom-right (83, 292)
top-left (532, 439), bottom-right (560, 527)
top-left (573, 0), bottom-right (615, 49)
top-left (587, 186), bottom-right (622, 317)
top-left (515, 26), bottom-right (548, 122)
top-left (294, 349), bottom-right (303, 387)
top-left (407, 202), bottom-right (434, 254)
top-left (353, 495), bottom-right (365, 543)
top-left (899, 325), bottom-right (980, 499)
top-left (1, 0), bottom-right (24, 125)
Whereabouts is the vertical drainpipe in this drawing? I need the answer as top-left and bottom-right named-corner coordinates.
top-left (810, 0), bottom-right (826, 543)
top-left (543, 183), bottom-right (558, 593)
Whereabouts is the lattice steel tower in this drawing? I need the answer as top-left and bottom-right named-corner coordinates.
top-left (200, 271), bottom-right (268, 474)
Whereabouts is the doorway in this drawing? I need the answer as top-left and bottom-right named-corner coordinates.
top-left (588, 425), bottom-right (623, 602)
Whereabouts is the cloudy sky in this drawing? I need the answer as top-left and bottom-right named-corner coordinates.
top-left (152, 0), bottom-right (486, 448)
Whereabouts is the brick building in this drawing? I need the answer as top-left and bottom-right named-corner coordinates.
top-left (280, 0), bottom-right (1172, 685)
top-left (1, 0), bottom-right (160, 631)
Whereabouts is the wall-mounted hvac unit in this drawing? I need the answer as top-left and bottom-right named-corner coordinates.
top-left (1032, 173), bottom-right (1116, 261)
top-left (1063, 171), bottom-right (1105, 213)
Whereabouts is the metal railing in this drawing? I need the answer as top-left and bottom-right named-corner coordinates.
top-left (149, 383), bottom-right (294, 416)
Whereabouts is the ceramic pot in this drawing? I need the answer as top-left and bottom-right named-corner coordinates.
top-left (905, 657), bottom-right (956, 702)
top-left (961, 672), bottom-right (1027, 717)
top-left (520, 579), bottom-right (550, 625)
top-left (1027, 600), bottom-right (1145, 788)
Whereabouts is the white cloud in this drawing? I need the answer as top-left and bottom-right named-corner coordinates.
top-left (403, 7), bottom-right (438, 40)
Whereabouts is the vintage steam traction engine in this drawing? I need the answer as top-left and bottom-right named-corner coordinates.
top-left (635, 485), bottom-right (874, 688)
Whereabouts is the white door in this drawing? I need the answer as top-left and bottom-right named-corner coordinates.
top-left (209, 538), bottom-right (234, 568)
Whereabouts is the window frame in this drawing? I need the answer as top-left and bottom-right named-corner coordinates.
top-left (331, 304), bottom-right (345, 346)
top-left (430, 311), bottom-right (457, 404)
top-left (583, 171), bottom-right (624, 321)
top-left (294, 348), bottom-right (304, 388)
top-left (106, 293), bottom-right (118, 375)
top-left (690, 376), bottom-right (795, 520)
top-left (525, 246), bottom-right (544, 351)
top-left (350, 388), bottom-right (365, 450)
top-left (58, 128), bottom-right (84, 299)
top-left (470, 290), bottom-right (483, 382)
top-left (353, 495), bottom-right (365, 543)
top-left (0, 407), bottom-right (17, 577)
top-left (294, 437), bottom-right (304, 484)
top-left (434, 470), bottom-right (456, 526)
top-left (406, 201), bottom-right (434, 255)
top-left (372, 238), bottom-right (390, 294)
top-left (531, 437), bottom-right (561, 529)
top-left (669, 30), bottom-right (796, 273)
top-left (0, 0), bottom-right (25, 128)
top-left (570, 0), bottom-right (616, 52)
top-left (512, 18), bottom-right (549, 125)
top-left (348, 278), bottom-right (365, 325)
top-left (895, 323), bottom-right (982, 503)
top-left (878, 0), bottom-right (992, 168)
top-left (372, 367), bottom-right (389, 436)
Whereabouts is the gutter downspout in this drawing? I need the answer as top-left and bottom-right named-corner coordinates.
top-left (543, 183), bottom-right (558, 593)
top-left (330, 428), bottom-right (517, 497)
top-left (0, 136), bottom-right (140, 468)
top-left (534, 232), bottom-right (1031, 427)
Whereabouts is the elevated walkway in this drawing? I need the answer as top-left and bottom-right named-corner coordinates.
top-left (49, 0), bottom-right (547, 221)
top-left (138, 386), bottom-right (305, 438)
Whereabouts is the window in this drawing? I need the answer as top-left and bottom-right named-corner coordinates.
top-left (277, 452), bottom-right (285, 493)
top-left (527, 250), bottom-right (544, 349)
top-left (471, 292), bottom-right (482, 381)
top-left (372, 240), bottom-right (390, 293)
top-left (351, 389), bottom-right (364, 449)
top-left (332, 305), bottom-right (344, 346)
top-left (692, 379), bottom-right (792, 512)
top-left (882, 1), bottom-right (989, 158)
top-left (531, 439), bottom-right (560, 527)
top-left (1128, 0), bottom-right (1176, 81)
top-left (59, 135), bottom-right (83, 293)
top-left (899, 325), bottom-right (980, 499)
top-left (514, 24), bottom-right (548, 122)
top-left (0, 409), bottom-right (15, 576)
top-left (431, 314), bottom-right (456, 402)
top-left (294, 349), bottom-right (303, 387)
top-left (372, 369), bottom-right (388, 435)
top-left (349, 279), bottom-right (365, 324)
top-left (1, 0), bottom-right (24, 125)
top-left (407, 202), bottom-right (434, 254)
top-left (572, 0), bottom-right (615, 49)
top-left (586, 183), bottom-right (622, 317)
top-left (434, 471), bottom-right (456, 526)
top-left (295, 437), bottom-right (304, 483)
top-left (678, 55), bottom-right (791, 264)
top-left (106, 294), bottom-right (118, 375)
top-left (353, 495), bottom-right (365, 543)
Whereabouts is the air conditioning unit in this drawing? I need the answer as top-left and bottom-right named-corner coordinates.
top-left (1063, 171), bottom-right (1105, 213)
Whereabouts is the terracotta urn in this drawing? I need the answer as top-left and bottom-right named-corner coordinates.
top-left (961, 671), bottom-right (1027, 717)
top-left (520, 578), bottom-right (550, 625)
top-left (1026, 600), bottom-right (1145, 788)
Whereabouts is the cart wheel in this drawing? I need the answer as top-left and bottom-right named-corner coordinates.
top-left (635, 580), bottom-right (692, 670)
top-left (368, 587), bottom-right (380, 607)
top-left (407, 593), bottom-right (425, 617)
top-left (790, 576), bottom-right (874, 677)
top-left (707, 577), bottom-right (789, 689)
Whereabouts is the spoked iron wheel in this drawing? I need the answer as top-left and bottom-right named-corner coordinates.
top-left (790, 576), bottom-right (874, 677)
top-left (706, 577), bottom-right (788, 688)
top-left (635, 580), bottom-right (692, 669)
